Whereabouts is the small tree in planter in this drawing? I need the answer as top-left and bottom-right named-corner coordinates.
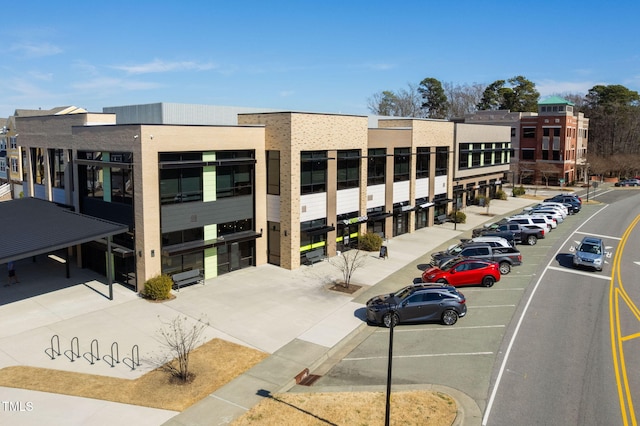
top-left (155, 315), bottom-right (209, 384)
top-left (478, 195), bottom-right (491, 215)
top-left (329, 249), bottom-right (368, 289)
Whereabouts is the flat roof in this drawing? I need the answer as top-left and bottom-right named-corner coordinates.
top-left (0, 198), bottom-right (129, 264)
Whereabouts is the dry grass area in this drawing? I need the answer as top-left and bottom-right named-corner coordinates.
top-left (233, 390), bottom-right (457, 426)
top-left (0, 337), bottom-right (458, 425)
top-left (0, 338), bottom-right (268, 412)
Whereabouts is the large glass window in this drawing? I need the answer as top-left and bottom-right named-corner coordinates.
top-left (300, 218), bottom-right (328, 258)
top-left (215, 151), bottom-right (254, 199)
top-left (161, 227), bottom-right (205, 276)
top-left (267, 151), bottom-right (280, 195)
top-left (367, 148), bottom-right (386, 185)
top-left (110, 167), bottom-right (133, 204)
top-left (416, 147), bottom-right (430, 178)
top-left (49, 149), bottom-right (65, 188)
top-left (301, 151), bottom-right (327, 194)
top-left (159, 153), bottom-right (202, 204)
top-left (394, 148), bottom-right (410, 182)
top-left (435, 147), bottom-right (448, 176)
top-left (523, 127), bottom-right (536, 138)
top-left (337, 150), bottom-right (360, 189)
top-left (32, 148), bottom-right (46, 185)
top-left (483, 148), bottom-right (492, 165)
top-left (522, 149), bottom-right (535, 160)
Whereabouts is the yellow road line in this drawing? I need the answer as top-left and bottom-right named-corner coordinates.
top-left (610, 214), bottom-right (640, 426)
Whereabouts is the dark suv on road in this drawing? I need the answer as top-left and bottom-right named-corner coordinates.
top-left (366, 284), bottom-right (467, 327)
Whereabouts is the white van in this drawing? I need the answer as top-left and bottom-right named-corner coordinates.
top-left (509, 216), bottom-right (551, 233)
top-left (451, 236), bottom-right (512, 251)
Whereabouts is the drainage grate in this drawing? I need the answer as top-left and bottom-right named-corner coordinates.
top-left (299, 374), bottom-right (322, 386)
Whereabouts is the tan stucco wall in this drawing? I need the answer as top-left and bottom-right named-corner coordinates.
top-left (239, 112), bottom-right (368, 269)
top-left (72, 123), bottom-right (267, 288)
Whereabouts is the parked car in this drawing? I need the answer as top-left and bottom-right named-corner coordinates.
top-left (431, 242), bottom-right (522, 274)
top-left (365, 284), bottom-right (467, 327)
top-left (527, 207), bottom-right (565, 223)
top-left (444, 236), bottom-right (512, 254)
top-left (509, 216), bottom-right (552, 233)
top-left (615, 179), bottom-right (640, 187)
top-left (491, 222), bottom-right (545, 245)
top-left (573, 236), bottom-right (605, 271)
top-left (536, 201), bottom-right (569, 215)
top-left (545, 194), bottom-right (582, 210)
top-left (422, 257), bottom-right (501, 287)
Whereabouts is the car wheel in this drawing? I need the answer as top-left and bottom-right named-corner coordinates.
top-left (482, 276), bottom-right (496, 287)
top-left (436, 278), bottom-right (448, 284)
top-left (499, 262), bottom-right (511, 275)
top-left (441, 309), bottom-right (458, 326)
top-left (526, 235), bottom-right (538, 246)
top-left (383, 312), bottom-right (398, 328)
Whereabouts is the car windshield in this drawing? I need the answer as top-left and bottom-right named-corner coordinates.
top-left (440, 258), bottom-right (460, 271)
top-left (449, 244), bottom-right (463, 254)
top-left (579, 243), bottom-right (601, 254)
top-left (394, 286), bottom-right (414, 301)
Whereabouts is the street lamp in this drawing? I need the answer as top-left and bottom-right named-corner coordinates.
top-left (384, 304), bottom-right (396, 426)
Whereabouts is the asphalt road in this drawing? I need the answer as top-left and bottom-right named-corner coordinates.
top-left (316, 187), bottom-right (640, 425)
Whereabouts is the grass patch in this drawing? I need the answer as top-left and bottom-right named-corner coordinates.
top-left (233, 390), bottom-right (457, 425)
top-left (0, 340), bottom-right (458, 424)
top-left (0, 338), bottom-right (268, 412)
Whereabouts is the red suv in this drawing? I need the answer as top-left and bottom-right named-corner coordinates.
top-left (422, 257), bottom-right (501, 288)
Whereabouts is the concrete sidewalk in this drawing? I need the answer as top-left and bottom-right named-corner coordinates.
top-left (0, 196), bottom-right (537, 426)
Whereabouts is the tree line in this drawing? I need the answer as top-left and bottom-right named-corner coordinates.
top-left (368, 78), bottom-right (640, 178)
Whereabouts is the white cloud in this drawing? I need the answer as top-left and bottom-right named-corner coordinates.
top-left (112, 59), bottom-right (217, 74)
top-left (10, 42), bottom-right (62, 58)
top-left (27, 70), bottom-right (53, 81)
top-left (535, 79), bottom-right (601, 96)
top-left (72, 77), bottom-right (162, 91)
top-left (279, 90), bottom-right (295, 97)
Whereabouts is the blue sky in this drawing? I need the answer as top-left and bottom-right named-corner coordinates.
top-left (1, 0), bottom-right (639, 118)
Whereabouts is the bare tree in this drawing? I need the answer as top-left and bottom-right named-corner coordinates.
top-left (155, 315), bottom-right (209, 383)
top-left (367, 83), bottom-right (424, 117)
top-left (444, 82), bottom-right (484, 119)
top-left (329, 249), bottom-right (368, 288)
top-left (534, 162), bottom-right (560, 187)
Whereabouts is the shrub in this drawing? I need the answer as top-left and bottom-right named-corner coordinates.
top-left (494, 189), bottom-right (507, 200)
top-left (452, 211), bottom-right (466, 223)
top-left (143, 274), bottom-right (173, 300)
top-left (513, 185), bottom-right (526, 196)
top-left (358, 232), bottom-right (383, 251)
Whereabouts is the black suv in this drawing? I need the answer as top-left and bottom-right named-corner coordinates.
top-left (544, 195), bottom-right (582, 213)
top-left (366, 284), bottom-right (467, 327)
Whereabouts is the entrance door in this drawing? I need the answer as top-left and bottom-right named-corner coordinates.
top-left (230, 242), bottom-right (240, 271)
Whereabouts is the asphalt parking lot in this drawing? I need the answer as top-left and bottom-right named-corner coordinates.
top-left (307, 202), bottom-right (600, 414)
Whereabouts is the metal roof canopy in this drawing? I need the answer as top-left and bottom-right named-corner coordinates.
top-left (0, 198), bottom-right (129, 299)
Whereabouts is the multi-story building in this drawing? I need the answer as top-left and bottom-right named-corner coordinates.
top-left (15, 104), bottom-right (510, 293)
top-left (519, 96), bottom-right (589, 185)
top-left (461, 96), bottom-right (589, 186)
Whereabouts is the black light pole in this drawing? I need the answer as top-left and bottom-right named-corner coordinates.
top-left (384, 306), bottom-right (395, 426)
top-left (453, 192), bottom-right (458, 231)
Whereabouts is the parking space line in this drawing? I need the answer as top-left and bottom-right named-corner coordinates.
top-left (388, 325), bottom-right (505, 333)
top-left (471, 305), bottom-right (516, 308)
top-left (344, 351), bottom-right (493, 361)
top-left (547, 266), bottom-right (612, 281)
top-left (574, 231), bottom-right (622, 241)
top-left (462, 288), bottom-right (524, 292)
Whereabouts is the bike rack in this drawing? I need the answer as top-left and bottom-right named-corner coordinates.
top-left (69, 337), bottom-right (80, 362)
top-left (88, 339), bottom-right (100, 365)
top-left (106, 342), bottom-right (120, 368)
top-left (131, 345), bottom-right (140, 370)
top-left (49, 335), bottom-right (61, 360)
